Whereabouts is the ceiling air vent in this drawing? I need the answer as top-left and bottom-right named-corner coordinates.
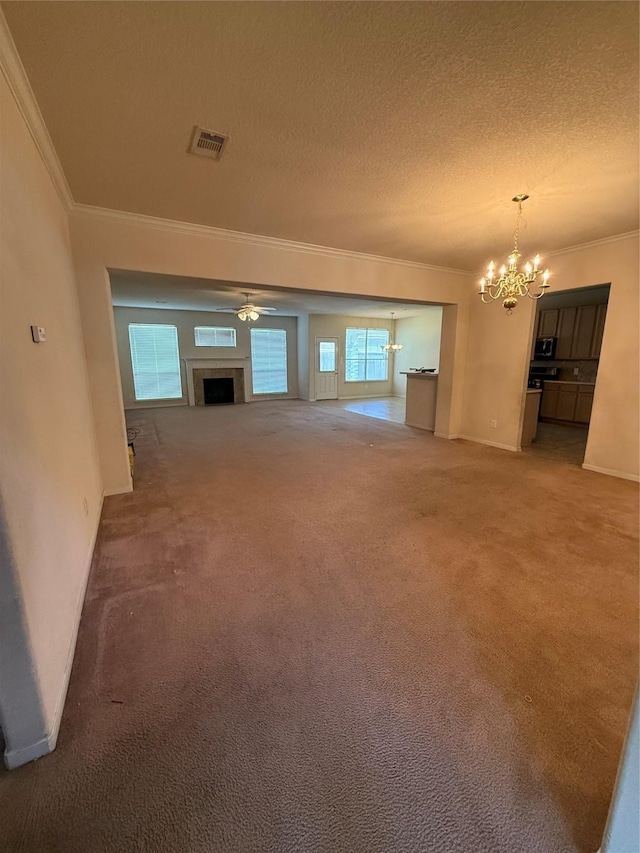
top-left (189, 126), bottom-right (229, 161)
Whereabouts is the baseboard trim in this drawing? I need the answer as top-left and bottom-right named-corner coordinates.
top-left (434, 432), bottom-right (460, 440)
top-left (457, 435), bottom-right (520, 452)
top-left (47, 492), bottom-right (105, 753)
top-left (103, 484), bottom-right (133, 497)
top-left (405, 420), bottom-right (435, 432)
top-left (582, 463), bottom-right (640, 482)
top-left (338, 394), bottom-right (395, 401)
top-left (4, 735), bottom-right (51, 770)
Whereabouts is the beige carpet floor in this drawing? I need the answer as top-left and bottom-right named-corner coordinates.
top-left (1, 401), bottom-right (638, 853)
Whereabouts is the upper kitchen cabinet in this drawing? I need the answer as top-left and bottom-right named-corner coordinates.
top-left (535, 300), bottom-right (607, 360)
top-left (537, 309), bottom-right (559, 338)
top-left (571, 304), bottom-right (599, 359)
top-left (591, 303), bottom-right (607, 358)
top-left (555, 307), bottom-right (577, 359)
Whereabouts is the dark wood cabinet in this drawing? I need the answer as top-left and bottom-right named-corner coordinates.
top-left (538, 309), bottom-right (559, 338)
top-left (540, 384), bottom-right (559, 418)
top-left (591, 303), bottom-right (607, 358)
top-left (540, 381), bottom-right (594, 424)
top-left (535, 301), bottom-right (607, 361)
top-left (575, 386), bottom-right (595, 424)
top-left (556, 385), bottom-right (578, 421)
top-left (555, 307), bottom-right (577, 359)
top-left (571, 305), bottom-right (598, 359)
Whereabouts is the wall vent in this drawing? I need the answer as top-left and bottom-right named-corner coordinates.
top-left (189, 126), bottom-right (229, 161)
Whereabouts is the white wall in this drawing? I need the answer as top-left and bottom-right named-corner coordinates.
top-left (307, 314), bottom-right (394, 400)
top-left (459, 233), bottom-right (639, 473)
top-left (0, 71), bottom-right (102, 766)
top-left (113, 306), bottom-right (298, 407)
top-left (297, 314), bottom-right (310, 401)
top-left (392, 309), bottom-right (443, 397)
top-left (69, 208), bottom-right (471, 494)
top-left (601, 689), bottom-right (640, 853)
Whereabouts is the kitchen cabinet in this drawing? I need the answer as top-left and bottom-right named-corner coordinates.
top-left (535, 302), bottom-right (607, 361)
top-left (571, 304), bottom-right (599, 359)
top-left (522, 391), bottom-right (542, 446)
top-left (556, 386), bottom-right (578, 421)
top-left (591, 303), bottom-right (607, 358)
top-left (575, 386), bottom-right (595, 424)
top-left (540, 384), bottom-right (560, 419)
top-left (555, 307), bottom-right (577, 359)
top-left (538, 309), bottom-right (559, 338)
top-left (540, 381), bottom-right (594, 424)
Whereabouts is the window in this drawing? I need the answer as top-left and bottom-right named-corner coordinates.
top-left (345, 328), bottom-right (389, 382)
top-left (318, 341), bottom-right (336, 372)
top-left (250, 328), bottom-right (288, 395)
top-left (194, 326), bottom-right (237, 347)
top-left (128, 323), bottom-right (182, 401)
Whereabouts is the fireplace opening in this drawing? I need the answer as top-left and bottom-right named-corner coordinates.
top-left (203, 377), bottom-right (235, 405)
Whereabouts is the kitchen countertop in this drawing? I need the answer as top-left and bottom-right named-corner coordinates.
top-left (400, 371), bottom-right (438, 379)
top-left (544, 380), bottom-right (596, 385)
top-left (526, 389), bottom-right (542, 394)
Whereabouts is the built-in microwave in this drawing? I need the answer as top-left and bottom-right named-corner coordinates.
top-left (534, 337), bottom-right (557, 359)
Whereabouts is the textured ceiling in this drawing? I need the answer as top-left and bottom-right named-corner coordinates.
top-left (109, 271), bottom-right (440, 318)
top-left (4, 1), bottom-right (639, 269)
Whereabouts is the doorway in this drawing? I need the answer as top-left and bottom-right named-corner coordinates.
top-left (525, 284), bottom-right (610, 465)
top-left (315, 337), bottom-right (339, 400)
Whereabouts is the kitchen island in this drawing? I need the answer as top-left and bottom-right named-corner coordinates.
top-left (401, 371), bottom-right (438, 431)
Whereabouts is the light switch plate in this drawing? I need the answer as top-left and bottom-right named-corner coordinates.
top-left (31, 325), bottom-right (46, 343)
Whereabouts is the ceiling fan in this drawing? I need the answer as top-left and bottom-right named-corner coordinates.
top-left (215, 292), bottom-right (277, 322)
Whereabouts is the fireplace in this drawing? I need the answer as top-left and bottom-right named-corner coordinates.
top-left (191, 366), bottom-right (245, 406)
top-left (203, 377), bottom-right (234, 405)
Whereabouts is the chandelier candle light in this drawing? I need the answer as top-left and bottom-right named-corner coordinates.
top-left (479, 194), bottom-right (551, 314)
top-left (382, 313), bottom-right (403, 352)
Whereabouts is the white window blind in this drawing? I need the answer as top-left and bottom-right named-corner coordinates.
top-left (194, 326), bottom-right (237, 347)
top-left (250, 328), bottom-right (288, 395)
top-left (128, 324), bottom-right (182, 401)
top-left (345, 328), bottom-right (389, 382)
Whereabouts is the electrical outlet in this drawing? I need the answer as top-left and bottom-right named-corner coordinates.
top-left (573, 368), bottom-right (579, 375)
top-left (490, 419), bottom-right (497, 429)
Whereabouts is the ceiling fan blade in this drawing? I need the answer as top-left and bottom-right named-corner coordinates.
top-left (251, 306), bottom-right (277, 312)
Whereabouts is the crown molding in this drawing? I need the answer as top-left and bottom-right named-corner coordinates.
top-left (70, 204), bottom-right (473, 276)
top-left (0, 9), bottom-right (73, 211)
top-left (2, 4), bottom-right (634, 276)
top-left (547, 230), bottom-right (639, 258)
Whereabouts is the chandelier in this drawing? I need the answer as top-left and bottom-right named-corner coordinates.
top-left (382, 312), bottom-right (403, 352)
top-left (479, 194), bottom-right (550, 314)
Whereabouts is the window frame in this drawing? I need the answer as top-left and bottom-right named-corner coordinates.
top-left (344, 327), bottom-right (390, 383)
top-left (250, 327), bottom-right (289, 396)
top-left (128, 323), bottom-right (183, 402)
top-left (194, 326), bottom-right (237, 348)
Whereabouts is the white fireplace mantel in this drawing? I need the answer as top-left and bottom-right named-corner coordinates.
top-left (183, 358), bottom-right (250, 406)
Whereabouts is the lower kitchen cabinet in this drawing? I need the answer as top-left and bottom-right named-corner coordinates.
top-left (556, 386), bottom-right (578, 421)
top-left (540, 382), bottom-right (594, 424)
top-left (575, 388), bottom-right (595, 424)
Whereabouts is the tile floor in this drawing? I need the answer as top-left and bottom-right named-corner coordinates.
top-left (525, 421), bottom-right (589, 466)
top-left (327, 399), bottom-right (589, 468)
top-left (335, 396), bottom-right (407, 424)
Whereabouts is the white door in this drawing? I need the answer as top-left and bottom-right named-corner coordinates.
top-left (315, 337), bottom-right (339, 400)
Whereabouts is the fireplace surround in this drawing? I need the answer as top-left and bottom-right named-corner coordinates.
top-left (183, 359), bottom-right (249, 406)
